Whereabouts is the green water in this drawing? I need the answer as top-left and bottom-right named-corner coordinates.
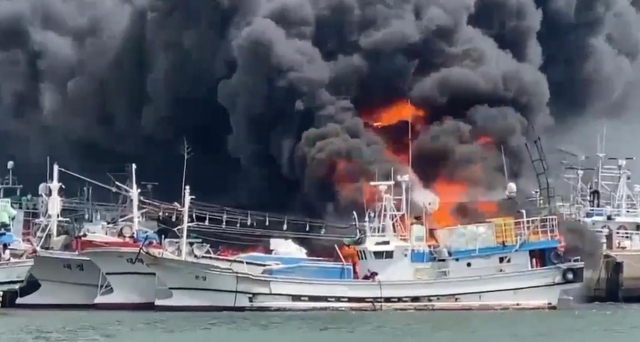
top-left (1, 304), bottom-right (638, 342)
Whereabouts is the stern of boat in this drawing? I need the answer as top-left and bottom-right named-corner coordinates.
top-left (0, 259), bottom-right (32, 291)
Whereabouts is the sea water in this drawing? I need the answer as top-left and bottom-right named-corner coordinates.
top-left (0, 304), bottom-right (637, 342)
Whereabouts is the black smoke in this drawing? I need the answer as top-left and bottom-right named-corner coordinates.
top-left (0, 0), bottom-right (636, 219)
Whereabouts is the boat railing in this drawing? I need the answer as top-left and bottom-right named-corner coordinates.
top-left (492, 216), bottom-right (559, 246)
top-left (584, 207), bottom-right (640, 219)
top-left (591, 227), bottom-right (640, 250)
top-left (433, 215), bottom-right (559, 252)
top-left (557, 204), bottom-right (584, 220)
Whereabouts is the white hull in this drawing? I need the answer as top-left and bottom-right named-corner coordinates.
top-left (16, 251), bottom-right (101, 307)
top-left (0, 260), bottom-right (32, 291)
top-left (82, 248), bottom-right (156, 309)
top-left (147, 257), bottom-right (583, 311)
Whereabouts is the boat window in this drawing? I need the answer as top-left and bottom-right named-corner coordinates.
top-left (499, 256), bottom-right (511, 264)
top-left (373, 251), bottom-right (394, 259)
top-left (466, 262), bottom-right (472, 267)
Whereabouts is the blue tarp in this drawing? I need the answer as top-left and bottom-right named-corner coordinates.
top-left (0, 232), bottom-right (19, 245)
top-left (134, 230), bottom-right (159, 244)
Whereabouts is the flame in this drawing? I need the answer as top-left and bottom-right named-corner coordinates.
top-left (364, 99), bottom-right (427, 128)
top-left (430, 178), bottom-right (499, 227)
top-left (358, 98), bottom-right (501, 229)
top-left (216, 244), bottom-right (266, 257)
top-left (476, 135), bottom-right (493, 145)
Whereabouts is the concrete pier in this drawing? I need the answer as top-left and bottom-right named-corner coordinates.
top-left (585, 252), bottom-right (633, 303)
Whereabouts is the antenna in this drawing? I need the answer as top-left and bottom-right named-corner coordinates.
top-left (603, 124), bottom-right (607, 154)
top-left (408, 120), bottom-right (413, 171)
top-left (6, 160), bottom-right (14, 187)
top-left (181, 137), bottom-right (194, 206)
top-left (46, 156), bottom-right (50, 183)
top-left (501, 145), bottom-right (509, 182)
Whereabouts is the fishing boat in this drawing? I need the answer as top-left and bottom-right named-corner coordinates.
top-left (15, 163), bottom-right (159, 308)
top-left (143, 176), bottom-right (584, 311)
top-left (0, 161), bottom-right (35, 294)
top-left (555, 129), bottom-right (640, 302)
top-left (80, 201), bottom-right (331, 309)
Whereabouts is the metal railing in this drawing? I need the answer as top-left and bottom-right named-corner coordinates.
top-left (492, 216), bottom-right (559, 246)
top-left (591, 227), bottom-right (640, 251)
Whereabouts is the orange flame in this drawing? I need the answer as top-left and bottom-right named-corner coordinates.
top-left (364, 99), bottom-right (427, 128)
top-left (357, 98), bottom-right (501, 229)
top-left (430, 178), bottom-right (498, 228)
top-left (476, 135), bottom-right (493, 145)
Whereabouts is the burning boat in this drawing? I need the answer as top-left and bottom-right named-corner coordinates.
top-left (140, 176), bottom-right (584, 311)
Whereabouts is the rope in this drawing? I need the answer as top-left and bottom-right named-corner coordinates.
top-left (188, 225), bottom-right (357, 240)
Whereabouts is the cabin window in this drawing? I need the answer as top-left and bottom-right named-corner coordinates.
top-left (466, 262), bottom-right (472, 267)
top-left (373, 251), bottom-right (394, 259)
top-left (499, 256), bottom-right (511, 264)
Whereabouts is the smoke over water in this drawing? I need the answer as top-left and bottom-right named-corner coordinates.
top-left (0, 0), bottom-right (637, 225)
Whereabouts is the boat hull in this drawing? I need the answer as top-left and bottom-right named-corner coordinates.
top-left (16, 252), bottom-right (100, 308)
top-left (81, 248), bottom-right (156, 309)
top-left (0, 260), bottom-right (32, 291)
top-left (147, 257), bottom-right (584, 311)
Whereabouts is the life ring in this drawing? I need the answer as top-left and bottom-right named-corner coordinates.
top-left (561, 268), bottom-right (577, 283)
top-left (119, 224), bottom-right (134, 238)
top-left (550, 250), bottom-right (563, 264)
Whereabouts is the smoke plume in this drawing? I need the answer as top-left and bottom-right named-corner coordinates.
top-left (0, 0), bottom-right (637, 219)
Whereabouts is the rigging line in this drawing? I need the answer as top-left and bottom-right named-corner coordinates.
top-left (187, 225), bottom-right (355, 239)
top-left (187, 228), bottom-right (348, 239)
top-left (186, 227), bottom-right (353, 241)
top-left (188, 234), bottom-right (265, 245)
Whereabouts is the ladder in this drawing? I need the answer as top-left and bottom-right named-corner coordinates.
top-left (526, 136), bottom-right (555, 209)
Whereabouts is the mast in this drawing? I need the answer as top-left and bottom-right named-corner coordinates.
top-left (596, 129), bottom-right (606, 193)
top-left (501, 145), bottom-right (509, 182)
top-left (407, 120), bottom-right (412, 235)
top-left (48, 163), bottom-right (62, 240)
top-left (181, 138), bottom-right (193, 206)
top-left (46, 156), bottom-right (50, 182)
top-left (181, 185), bottom-right (193, 260)
top-left (131, 163), bottom-right (140, 234)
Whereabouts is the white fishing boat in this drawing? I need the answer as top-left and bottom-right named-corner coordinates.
top-left (0, 161), bottom-right (36, 295)
top-left (144, 177), bottom-right (584, 311)
top-left (13, 164), bottom-right (99, 308)
top-left (557, 132), bottom-right (640, 301)
top-left (15, 163), bottom-right (156, 308)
